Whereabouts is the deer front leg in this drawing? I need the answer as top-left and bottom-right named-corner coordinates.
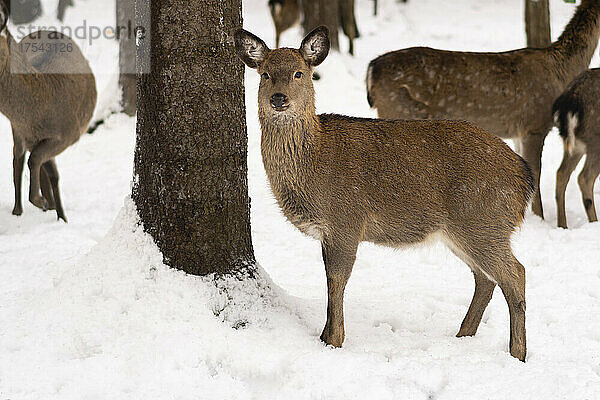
top-left (320, 237), bottom-right (358, 348)
top-left (12, 141), bottom-right (26, 216)
top-left (522, 133), bottom-right (547, 219)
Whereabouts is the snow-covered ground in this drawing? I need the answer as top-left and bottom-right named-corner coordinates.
top-left (2, 0), bottom-right (600, 399)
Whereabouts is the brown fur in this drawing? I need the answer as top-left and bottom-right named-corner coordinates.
top-left (0, 14), bottom-right (97, 222)
top-left (236, 27), bottom-right (533, 361)
top-left (269, 0), bottom-right (300, 48)
top-left (553, 68), bottom-right (600, 228)
top-left (366, 0), bottom-right (600, 220)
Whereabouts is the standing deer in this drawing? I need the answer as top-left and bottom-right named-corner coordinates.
top-left (366, 0), bottom-right (600, 220)
top-left (553, 68), bottom-right (600, 228)
top-left (269, 0), bottom-right (300, 48)
top-left (235, 26), bottom-right (534, 361)
top-left (0, 8), bottom-right (97, 222)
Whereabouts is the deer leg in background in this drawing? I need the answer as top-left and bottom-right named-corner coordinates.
top-left (522, 133), bottom-right (547, 218)
top-left (43, 159), bottom-right (67, 222)
top-left (556, 148), bottom-right (584, 228)
top-left (40, 164), bottom-right (56, 211)
top-left (339, 0), bottom-right (357, 55)
top-left (27, 139), bottom-right (66, 210)
top-left (12, 140), bottom-right (25, 216)
top-left (57, 0), bottom-right (73, 21)
top-left (320, 235), bottom-right (359, 347)
top-left (577, 150), bottom-right (600, 223)
top-left (457, 270), bottom-right (496, 337)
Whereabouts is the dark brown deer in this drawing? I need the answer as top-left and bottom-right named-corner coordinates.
top-left (235, 26), bottom-right (534, 361)
top-left (269, 0), bottom-right (300, 48)
top-left (553, 68), bottom-right (600, 228)
top-left (0, 9), bottom-right (97, 222)
top-left (366, 0), bottom-right (600, 220)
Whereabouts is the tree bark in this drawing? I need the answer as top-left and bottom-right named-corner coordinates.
top-left (133, 0), bottom-right (255, 276)
top-left (525, 0), bottom-right (551, 48)
top-left (117, 0), bottom-right (136, 116)
top-left (302, 0), bottom-right (340, 51)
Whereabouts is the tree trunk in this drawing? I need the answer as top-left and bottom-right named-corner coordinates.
top-left (525, 0), bottom-right (551, 48)
top-left (302, 0), bottom-right (340, 51)
top-left (117, 0), bottom-right (136, 116)
top-left (133, 0), bottom-right (256, 276)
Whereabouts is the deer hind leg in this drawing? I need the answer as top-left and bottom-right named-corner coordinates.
top-left (12, 141), bottom-right (26, 216)
top-left (522, 133), bottom-right (547, 219)
top-left (320, 235), bottom-right (359, 348)
top-left (43, 160), bottom-right (67, 222)
top-left (449, 235), bottom-right (526, 361)
top-left (577, 151), bottom-right (600, 223)
top-left (40, 164), bottom-right (56, 211)
top-left (556, 148), bottom-right (584, 228)
top-left (27, 139), bottom-right (66, 211)
top-left (456, 270), bottom-right (496, 337)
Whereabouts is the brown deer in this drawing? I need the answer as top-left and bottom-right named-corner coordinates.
top-left (235, 26), bottom-right (534, 361)
top-left (553, 68), bottom-right (600, 228)
top-left (0, 8), bottom-right (97, 222)
top-left (269, 0), bottom-right (300, 48)
top-left (366, 0), bottom-right (600, 220)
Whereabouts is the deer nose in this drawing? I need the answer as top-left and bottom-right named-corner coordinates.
top-left (270, 93), bottom-right (288, 109)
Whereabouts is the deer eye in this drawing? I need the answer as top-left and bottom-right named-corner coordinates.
top-left (262, 72), bottom-right (270, 80)
top-left (294, 71), bottom-right (303, 79)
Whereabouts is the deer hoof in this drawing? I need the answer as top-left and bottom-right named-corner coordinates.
top-left (12, 206), bottom-right (22, 216)
top-left (29, 194), bottom-right (46, 209)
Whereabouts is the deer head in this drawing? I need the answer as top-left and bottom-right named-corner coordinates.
top-left (234, 26), bottom-right (330, 119)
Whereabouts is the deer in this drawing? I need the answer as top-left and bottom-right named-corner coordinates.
top-left (0, 7), bottom-right (97, 222)
top-left (268, 0), bottom-right (300, 49)
top-left (366, 0), bottom-right (600, 221)
top-left (553, 68), bottom-right (600, 229)
top-left (235, 26), bottom-right (534, 361)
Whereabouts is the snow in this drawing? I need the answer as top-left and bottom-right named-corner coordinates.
top-left (1, 0), bottom-right (600, 399)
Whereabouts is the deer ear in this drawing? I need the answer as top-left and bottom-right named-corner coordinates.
top-left (299, 26), bottom-right (330, 67)
top-left (234, 29), bottom-right (270, 69)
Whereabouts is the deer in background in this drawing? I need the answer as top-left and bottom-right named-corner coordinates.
top-left (235, 26), bottom-right (534, 361)
top-left (367, 0), bottom-right (600, 220)
top-left (553, 68), bottom-right (600, 229)
top-left (0, 7), bottom-right (97, 222)
top-left (269, 0), bottom-right (300, 48)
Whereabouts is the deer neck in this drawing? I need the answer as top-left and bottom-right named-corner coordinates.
top-left (551, 0), bottom-right (600, 83)
top-left (258, 104), bottom-right (319, 194)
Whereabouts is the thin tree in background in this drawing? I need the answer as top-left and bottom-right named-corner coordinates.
top-left (525, 0), bottom-right (551, 48)
top-left (133, 0), bottom-right (256, 276)
top-left (117, 0), bottom-right (136, 116)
